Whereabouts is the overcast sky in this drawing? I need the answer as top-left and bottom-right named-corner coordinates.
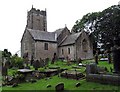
top-left (0, 0), bottom-right (119, 55)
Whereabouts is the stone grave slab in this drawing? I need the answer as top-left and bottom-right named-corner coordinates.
top-left (17, 69), bottom-right (33, 81)
top-left (60, 70), bottom-right (85, 80)
top-left (39, 69), bottom-right (59, 77)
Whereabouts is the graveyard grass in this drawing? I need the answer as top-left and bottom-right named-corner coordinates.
top-left (2, 60), bottom-right (120, 91)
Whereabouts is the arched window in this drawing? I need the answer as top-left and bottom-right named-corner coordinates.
top-left (82, 39), bottom-right (88, 52)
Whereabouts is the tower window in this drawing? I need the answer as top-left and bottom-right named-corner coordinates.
top-left (44, 43), bottom-right (48, 50)
top-left (68, 48), bottom-right (70, 54)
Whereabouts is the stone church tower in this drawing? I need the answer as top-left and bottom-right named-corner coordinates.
top-left (27, 6), bottom-right (47, 31)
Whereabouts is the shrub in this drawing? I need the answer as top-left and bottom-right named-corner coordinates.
top-left (11, 55), bottom-right (24, 68)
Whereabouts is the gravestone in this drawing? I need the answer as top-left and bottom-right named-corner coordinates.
top-left (30, 55), bottom-right (34, 66)
top-left (2, 65), bottom-right (8, 76)
top-left (86, 63), bottom-right (98, 74)
top-left (106, 42), bottom-right (112, 64)
top-left (39, 59), bottom-right (45, 67)
top-left (23, 52), bottom-right (29, 67)
top-left (44, 58), bottom-right (49, 66)
top-left (61, 70), bottom-right (85, 80)
top-left (55, 83), bottom-right (64, 92)
top-left (33, 60), bottom-right (40, 70)
top-left (112, 37), bottom-right (120, 73)
top-left (17, 69), bottom-right (33, 82)
top-left (75, 82), bottom-right (81, 87)
top-left (94, 50), bottom-right (99, 64)
top-left (51, 53), bottom-right (57, 64)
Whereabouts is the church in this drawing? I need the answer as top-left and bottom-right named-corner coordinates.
top-left (21, 7), bottom-right (93, 61)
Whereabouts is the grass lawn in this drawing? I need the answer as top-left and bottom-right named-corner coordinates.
top-left (2, 60), bottom-right (120, 91)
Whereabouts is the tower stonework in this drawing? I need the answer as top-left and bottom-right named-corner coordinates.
top-left (27, 7), bottom-right (47, 31)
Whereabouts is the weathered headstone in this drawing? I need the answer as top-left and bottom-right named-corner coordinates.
top-left (51, 53), bottom-right (57, 64)
top-left (33, 60), bottom-right (40, 70)
top-left (30, 55), bottom-right (34, 66)
top-left (75, 82), bottom-right (81, 87)
top-left (106, 42), bottom-right (112, 64)
top-left (61, 70), bottom-right (85, 80)
top-left (112, 37), bottom-right (120, 73)
top-left (44, 58), bottom-right (49, 66)
top-left (39, 59), bottom-right (45, 67)
top-left (55, 83), bottom-right (64, 92)
top-left (86, 63), bottom-right (98, 74)
top-left (2, 65), bottom-right (8, 76)
top-left (23, 52), bottom-right (29, 67)
top-left (94, 50), bottom-right (98, 64)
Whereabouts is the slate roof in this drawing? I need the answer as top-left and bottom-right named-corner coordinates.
top-left (60, 32), bottom-right (82, 46)
top-left (27, 28), bottom-right (56, 42)
top-left (54, 28), bottom-right (64, 37)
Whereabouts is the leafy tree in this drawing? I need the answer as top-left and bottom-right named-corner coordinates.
top-left (72, 12), bottom-right (100, 33)
top-left (95, 5), bottom-right (120, 47)
top-left (72, 5), bottom-right (120, 50)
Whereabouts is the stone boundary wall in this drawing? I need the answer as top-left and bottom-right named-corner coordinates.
top-left (86, 74), bottom-right (120, 85)
top-left (86, 64), bottom-right (120, 85)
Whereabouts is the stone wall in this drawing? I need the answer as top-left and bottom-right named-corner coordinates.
top-left (86, 74), bottom-right (120, 85)
top-left (58, 45), bottom-right (75, 60)
top-left (21, 29), bottom-right (35, 60)
top-left (35, 41), bottom-right (57, 60)
top-left (86, 64), bottom-right (120, 85)
top-left (76, 31), bottom-right (93, 60)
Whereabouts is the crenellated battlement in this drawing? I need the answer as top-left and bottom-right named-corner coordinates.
top-left (26, 5), bottom-right (47, 31)
top-left (28, 7), bottom-right (46, 16)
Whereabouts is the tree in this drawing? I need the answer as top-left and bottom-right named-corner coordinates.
top-left (72, 12), bottom-right (100, 33)
top-left (72, 5), bottom-right (120, 50)
top-left (95, 5), bottom-right (120, 47)
top-left (72, 12), bottom-right (101, 52)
